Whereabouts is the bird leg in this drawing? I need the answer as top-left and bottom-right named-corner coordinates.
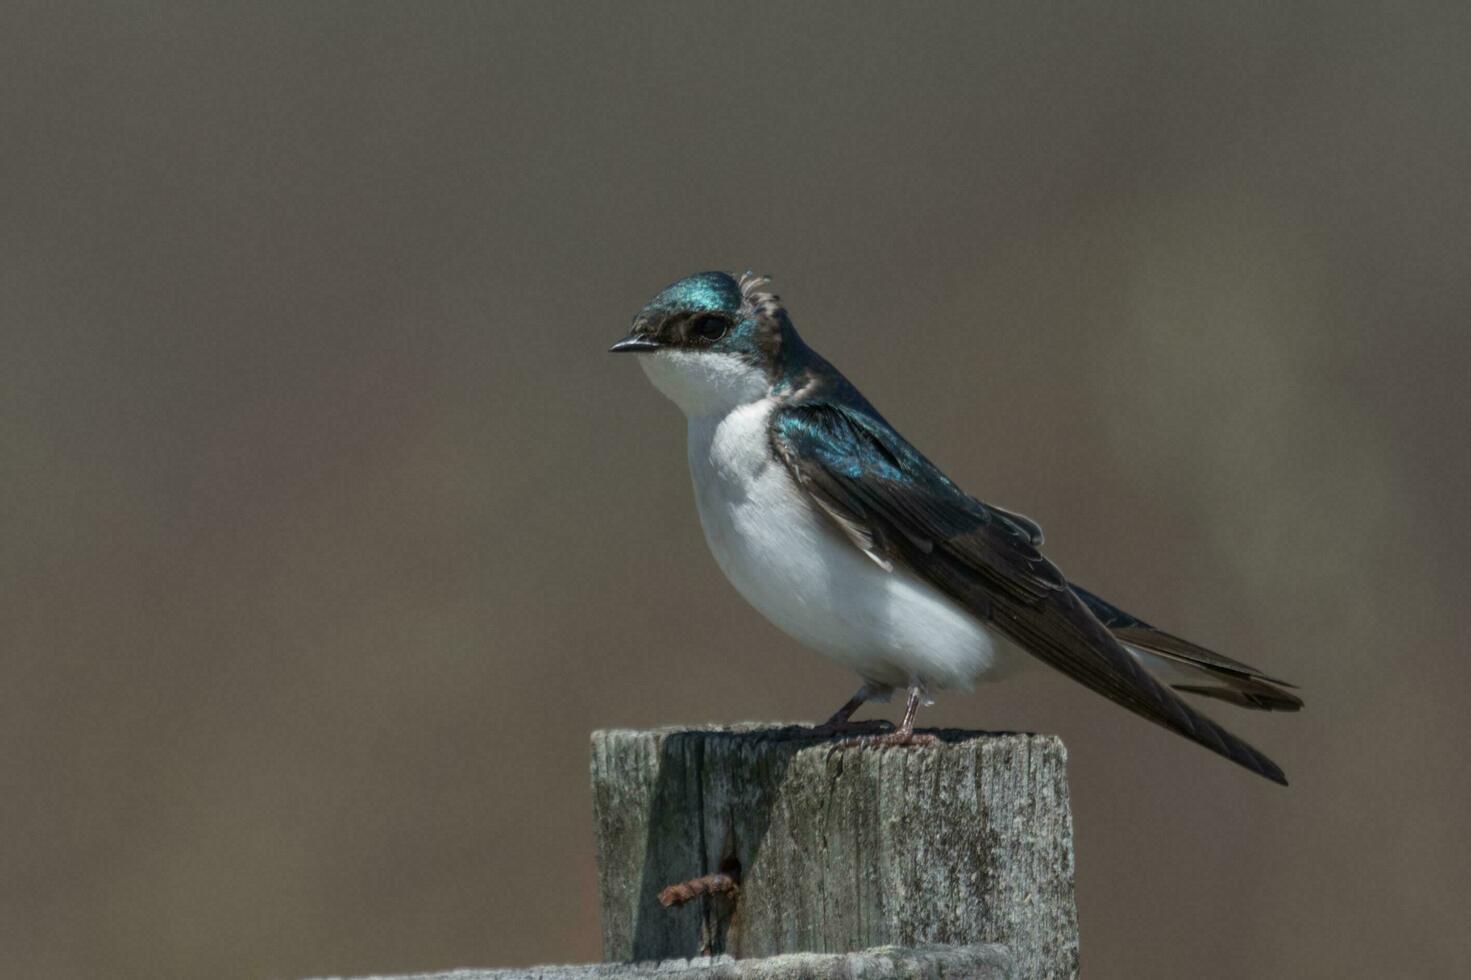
top-left (807, 683), bottom-right (895, 737)
top-left (833, 686), bottom-right (939, 748)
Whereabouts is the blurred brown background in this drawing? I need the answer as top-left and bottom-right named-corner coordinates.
top-left (3, 2), bottom-right (1468, 977)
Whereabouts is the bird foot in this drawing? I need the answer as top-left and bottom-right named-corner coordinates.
top-left (831, 729), bottom-right (939, 750)
top-left (807, 718), bottom-right (896, 738)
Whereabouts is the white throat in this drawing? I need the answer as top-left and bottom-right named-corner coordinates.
top-left (637, 349), bottom-right (771, 418)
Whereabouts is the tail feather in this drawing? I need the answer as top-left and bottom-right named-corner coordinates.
top-left (1071, 584), bottom-right (1304, 713)
top-left (1172, 682), bottom-right (1302, 711)
top-left (1128, 646), bottom-right (1304, 711)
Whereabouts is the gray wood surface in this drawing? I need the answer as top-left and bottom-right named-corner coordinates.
top-left (319, 943), bottom-right (1014, 979)
top-left (591, 726), bottom-right (1078, 980)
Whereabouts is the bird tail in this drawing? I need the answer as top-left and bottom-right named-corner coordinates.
top-left (1069, 584), bottom-right (1303, 712)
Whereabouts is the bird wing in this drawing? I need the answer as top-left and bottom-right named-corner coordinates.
top-left (769, 399), bottom-right (1288, 785)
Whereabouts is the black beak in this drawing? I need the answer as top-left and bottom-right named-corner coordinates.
top-left (608, 334), bottom-right (662, 353)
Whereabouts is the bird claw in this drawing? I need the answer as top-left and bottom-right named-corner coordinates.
top-left (830, 730), bottom-right (939, 751)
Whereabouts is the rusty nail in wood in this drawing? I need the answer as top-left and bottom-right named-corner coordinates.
top-left (658, 872), bottom-right (739, 908)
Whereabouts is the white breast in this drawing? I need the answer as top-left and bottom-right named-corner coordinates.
top-left (684, 397), bottom-right (1023, 692)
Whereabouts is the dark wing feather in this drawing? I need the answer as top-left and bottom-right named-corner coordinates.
top-left (770, 400), bottom-right (1288, 785)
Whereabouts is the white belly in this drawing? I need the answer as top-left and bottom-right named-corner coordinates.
top-left (685, 399), bottom-right (1024, 692)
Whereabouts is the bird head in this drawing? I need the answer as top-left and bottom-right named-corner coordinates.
top-left (610, 271), bottom-right (800, 416)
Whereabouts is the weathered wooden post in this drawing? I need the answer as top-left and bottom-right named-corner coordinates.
top-left (591, 725), bottom-right (1079, 980)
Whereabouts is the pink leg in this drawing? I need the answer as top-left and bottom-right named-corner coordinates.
top-left (833, 686), bottom-right (939, 749)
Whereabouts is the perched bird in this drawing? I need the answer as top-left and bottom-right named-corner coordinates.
top-left (610, 271), bottom-right (1300, 784)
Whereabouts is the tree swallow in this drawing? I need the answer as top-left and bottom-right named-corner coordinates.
top-left (611, 271), bottom-right (1300, 784)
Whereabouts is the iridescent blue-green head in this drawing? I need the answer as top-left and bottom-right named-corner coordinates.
top-left (610, 271), bottom-right (809, 416)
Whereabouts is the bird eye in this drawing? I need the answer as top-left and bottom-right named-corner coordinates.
top-left (689, 314), bottom-right (728, 343)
